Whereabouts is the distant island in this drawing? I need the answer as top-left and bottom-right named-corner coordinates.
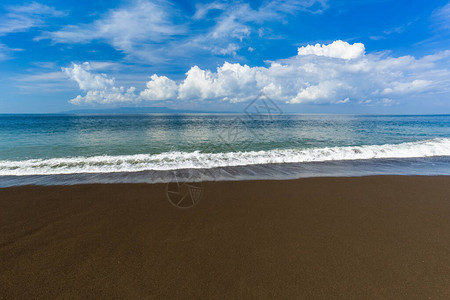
top-left (60, 107), bottom-right (236, 114)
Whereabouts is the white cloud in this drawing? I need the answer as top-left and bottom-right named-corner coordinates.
top-left (433, 2), bottom-right (450, 31)
top-left (0, 42), bottom-right (24, 60)
top-left (0, 49), bottom-right (9, 61)
top-left (177, 66), bottom-right (217, 100)
top-left (415, 3), bottom-right (449, 48)
top-left (63, 63), bottom-right (138, 104)
top-left (189, 0), bottom-right (329, 56)
top-left (69, 87), bottom-right (138, 105)
top-left (297, 40), bottom-right (365, 59)
top-left (40, 0), bottom-right (185, 62)
top-left (212, 43), bottom-right (240, 56)
top-left (64, 41), bottom-right (450, 106)
top-left (15, 68), bottom-right (71, 93)
top-left (18, 71), bottom-right (66, 82)
top-left (15, 61), bottom-right (129, 93)
top-left (63, 63), bottom-right (114, 91)
top-left (381, 80), bottom-right (432, 95)
top-left (140, 75), bottom-right (178, 101)
top-left (0, 2), bottom-right (64, 60)
top-left (192, 1), bottom-right (228, 20)
top-left (291, 81), bottom-right (343, 103)
top-left (195, 0), bottom-right (329, 20)
top-left (40, 0), bottom-right (329, 61)
top-left (0, 2), bottom-right (64, 35)
top-left (177, 63), bottom-right (261, 102)
top-left (336, 97), bottom-right (350, 104)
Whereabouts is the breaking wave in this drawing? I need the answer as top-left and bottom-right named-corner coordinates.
top-left (1, 138), bottom-right (450, 176)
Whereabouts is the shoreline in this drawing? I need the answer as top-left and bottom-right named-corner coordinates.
top-left (2, 155), bottom-right (450, 188)
top-left (1, 176), bottom-right (450, 298)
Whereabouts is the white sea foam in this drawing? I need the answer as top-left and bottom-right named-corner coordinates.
top-left (1, 138), bottom-right (450, 176)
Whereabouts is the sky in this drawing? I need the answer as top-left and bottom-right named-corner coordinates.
top-left (0, 0), bottom-right (449, 114)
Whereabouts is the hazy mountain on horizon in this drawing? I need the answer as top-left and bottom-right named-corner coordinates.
top-left (59, 107), bottom-right (238, 114)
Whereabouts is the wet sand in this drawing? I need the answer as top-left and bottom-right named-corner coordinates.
top-left (1, 176), bottom-right (449, 298)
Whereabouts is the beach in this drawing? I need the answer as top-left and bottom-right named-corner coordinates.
top-left (1, 175), bottom-right (449, 298)
top-left (2, 0), bottom-right (450, 297)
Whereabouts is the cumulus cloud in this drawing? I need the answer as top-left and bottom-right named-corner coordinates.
top-left (64, 41), bottom-right (450, 106)
top-left (63, 63), bottom-right (138, 104)
top-left (63, 63), bottom-right (114, 90)
top-left (297, 40), bottom-right (365, 59)
top-left (140, 75), bottom-right (178, 101)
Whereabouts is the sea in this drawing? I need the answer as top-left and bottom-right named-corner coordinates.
top-left (0, 114), bottom-right (449, 187)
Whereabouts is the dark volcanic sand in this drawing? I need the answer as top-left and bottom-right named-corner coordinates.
top-left (1, 176), bottom-right (449, 298)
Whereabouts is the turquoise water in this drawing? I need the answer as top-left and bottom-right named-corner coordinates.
top-left (0, 114), bottom-right (449, 185)
top-left (1, 114), bottom-right (449, 159)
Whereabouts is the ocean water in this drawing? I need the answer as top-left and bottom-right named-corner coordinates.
top-left (0, 114), bottom-right (449, 186)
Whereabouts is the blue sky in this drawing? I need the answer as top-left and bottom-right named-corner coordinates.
top-left (0, 0), bottom-right (449, 113)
